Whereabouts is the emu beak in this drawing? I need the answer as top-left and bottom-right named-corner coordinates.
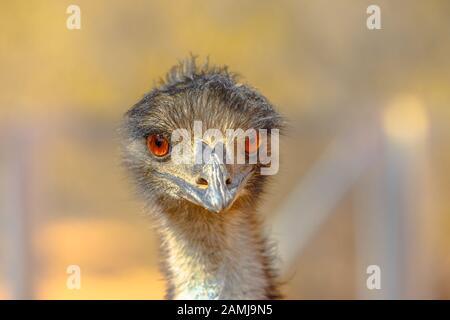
top-left (197, 155), bottom-right (235, 213)
top-left (175, 153), bottom-right (247, 213)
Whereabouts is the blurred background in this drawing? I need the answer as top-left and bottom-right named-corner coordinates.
top-left (1, 0), bottom-right (450, 299)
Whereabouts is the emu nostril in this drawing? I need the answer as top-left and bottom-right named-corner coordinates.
top-left (225, 178), bottom-right (232, 186)
top-left (196, 177), bottom-right (209, 188)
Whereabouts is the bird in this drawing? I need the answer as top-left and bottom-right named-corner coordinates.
top-left (121, 57), bottom-right (283, 300)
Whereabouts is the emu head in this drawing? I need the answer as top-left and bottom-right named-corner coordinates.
top-left (122, 59), bottom-right (282, 215)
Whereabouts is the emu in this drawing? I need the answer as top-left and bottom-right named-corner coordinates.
top-left (122, 57), bottom-right (283, 299)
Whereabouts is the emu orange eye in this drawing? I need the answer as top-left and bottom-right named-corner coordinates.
top-left (147, 134), bottom-right (170, 157)
top-left (245, 133), bottom-right (260, 154)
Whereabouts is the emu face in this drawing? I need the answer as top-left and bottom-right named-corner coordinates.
top-left (122, 61), bottom-right (281, 214)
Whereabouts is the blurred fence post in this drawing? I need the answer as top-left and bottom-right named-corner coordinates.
top-left (354, 130), bottom-right (404, 299)
top-left (3, 127), bottom-right (35, 299)
top-left (271, 120), bottom-right (380, 277)
top-left (355, 105), bottom-right (434, 299)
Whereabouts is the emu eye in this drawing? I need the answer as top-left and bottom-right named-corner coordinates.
top-left (245, 133), bottom-right (260, 154)
top-left (147, 134), bottom-right (170, 157)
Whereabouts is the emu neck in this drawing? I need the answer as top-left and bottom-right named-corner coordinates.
top-left (159, 208), bottom-right (273, 300)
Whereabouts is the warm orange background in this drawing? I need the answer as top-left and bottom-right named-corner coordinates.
top-left (1, 0), bottom-right (450, 299)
